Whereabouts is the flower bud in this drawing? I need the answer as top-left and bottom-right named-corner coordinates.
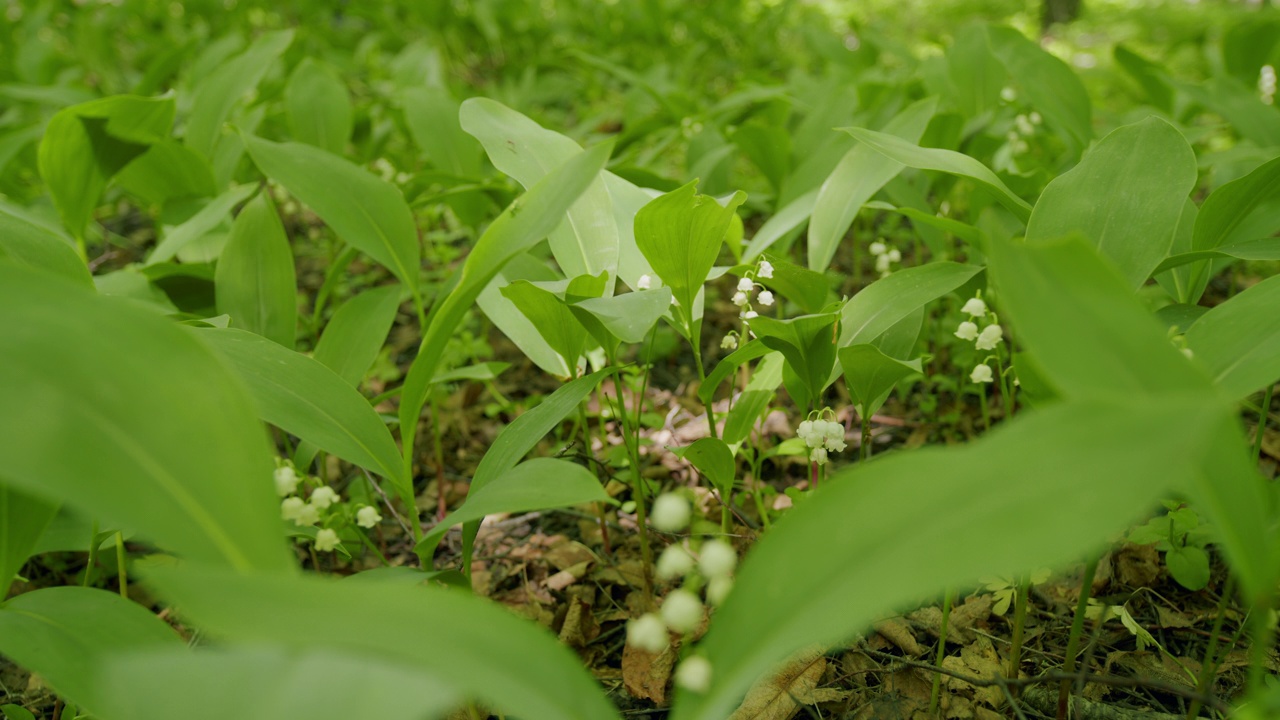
top-left (757, 260), bottom-right (774, 279)
top-left (698, 539), bottom-right (737, 579)
top-left (675, 656), bottom-right (713, 692)
top-left (656, 545), bottom-right (695, 580)
top-left (661, 590), bottom-right (704, 633)
top-left (356, 505), bottom-right (382, 529)
top-left (636, 274), bottom-right (652, 290)
top-left (273, 466), bottom-right (300, 497)
top-left (651, 494), bottom-right (691, 532)
top-left (627, 613), bottom-right (669, 653)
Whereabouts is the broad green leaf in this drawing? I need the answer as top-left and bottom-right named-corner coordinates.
top-left (1026, 117), bottom-right (1197, 289)
top-left (402, 86), bottom-right (482, 178)
top-left (399, 143), bottom-right (613, 450)
top-left (461, 97), bottom-right (619, 280)
top-left (750, 313), bottom-right (839, 407)
top-left (460, 370), bottom-right (614, 561)
top-left (841, 127), bottom-right (1032, 222)
top-left (1165, 546), bottom-right (1210, 591)
top-left (1185, 274), bottom-right (1280, 399)
top-left (946, 24), bottom-right (1006, 116)
top-left (839, 344), bottom-right (922, 418)
top-left (0, 586), bottom-right (182, 712)
top-left (312, 285), bottom-right (402, 387)
top-left (0, 484), bottom-right (58, 599)
top-left (1114, 46), bottom-right (1175, 113)
top-left (0, 264), bottom-right (292, 571)
top-left (732, 122), bottom-right (791, 191)
top-left (38, 94), bottom-right (176, 238)
top-left (680, 438), bottom-right (736, 497)
top-left (96, 646), bottom-right (459, 720)
top-left (245, 136), bottom-right (420, 294)
top-left (215, 194), bottom-right (297, 348)
top-left (864, 201), bottom-right (988, 250)
top-left (116, 140), bottom-right (217, 206)
top-left (673, 397), bottom-right (1235, 720)
top-left (1, 704), bottom-right (35, 720)
top-left (197, 328), bottom-right (407, 499)
top-left (635, 181), bottom-right (747, 325)
top-left (184, 30), bottom-right (293, 159)
top-left (1183, 157), bottom-right (1280, 302)
top-left (415, 458), bottom-right (611, 559)
top-left (1179, 76), bottom-right (1280, 149)
top-left (810, 98), bottom-right (936, 270)
top-left (991, 237), bottom-right (1209, 399)
top-left (479, 254), bottom-right (571, 377)
top-left (1154, 238), bottom-right (1280, 275)
top-left (602, 172), bottom-right (660, 290)
top-left (723, 390), bottom-right (774, 446)
top-left (0, 126), bottom-right (41, 177)
top-left (431, 362), bottom-right (509, 385)
top-left (755, 255), bottom-right (830, 315)
top-left (500, 277), bottom-right (600, 377)
top-left (742, 188), bottom-right (817, 263)
top-left (986, 26), bottom-right (1093, 157)
top-left (838, 263), bottom-right (984, 347)
top-left (569, 287), bottom-right (673, 346)
top-left (144, 564), bottom-right (622, 720)
top-left (1153, 199), bottom-right (1201, 303)
top-left (147, 183), bottom-right (256, 265)
top-left (0, 211), bottom-right (92, 288)
top-left (284, 58), bottom-right (352, 155)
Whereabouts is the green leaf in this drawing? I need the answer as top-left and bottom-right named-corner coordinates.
top-left (0, 265), bottom-right (292, 571)
top-left (95, 645), bottom-right (460, 720)
top-left (461, 97), bottom-right (618, 280)
top-left (810, 97), bottom-right (936, 271)
top-left (479, 254), bottom-right (572, 377)
top-left (838, 263), bottom-right (984, 347)
top-left (838, 344), bottom-right (922, 418)
top-left (312, 285), bottom-right (402, 387)
top-left (634, 180), bottom-right (747, 324)
top-left (147, 183), bottom-right (257, 265)
top-left (1184, 157), bottom-right (1280, 303)
top-left (0, 210), bottom-right (92, 288)
top-left (840, 127), bottom-right (1031, 222)
top-left (116, 140), bottom-right (217, 206)
top-left (0, 484), bottom-right (58, 599)
top-left (990, 237), bottom-right (1209, 400)
top-left (756, 255), bottom-right (830, 315)
top-left (184, 30), bottom-right (293, 159)
top-left (402, 86), bottom-right (482, 178)
top-left (244, 138), bottom-right (420, 294)
top-left (38, 94), bottom-right (176, 238)
top-left (672, 397), bottom-right (1235, 720)
top-left (700, 341), bottom-right (773, 405)
top-left (415, 457), bottom-right (611, 559)
top-left (679, 438), bottom-right (736, 497)
top-left (500, 278), bottom-right (598, 377)
top-left (399, 142), bottom-right (613, 450)
top-left (569, 287), bottom-right (673, 347)
top-left (1165, 545), bottom-right (1210, 591)
top-left (1, 704), bottom-right (36, 720)
top-left (1113, 46), bottom-right (1175, 114)
top-left (1185, 274), bottom-right (1280, 398)
top-left (196, 328), bottom-right (407, 499)
top-left (460, 370), bottom-right (614, 559)
top-left (284, 58), bottom-right (352, 155)
top-left (215, 194), bottom-right (297, 348)
top-left (986, 26), bottom-right (1093, 158)
top-left (1026, 117), bottom-right (1197, 290)
top-left (0, 586), bottom-right (183, 711)
top-left (750, 313), bottom-right (839, 406)
top-left (742, 188), bottom-right (818, 263)
top-left (142, 564), bottom-right (622, 720)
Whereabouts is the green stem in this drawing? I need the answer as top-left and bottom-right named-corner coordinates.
top-left (431, 391), bottom-right (447, 520)
top-left (693, 341), bottom-right (718, 439)
top-left (1007, 574), bottom-right (1032, 693)
top-left (994, 353), bottom-right (1013, 419)
top-left (1246, 592), bottom-right (1276, 697)
top-left (82, 520), bottom-right (99, 587)
top-left (860, 410), bottom-right (872, 461)
top-left (1253, 384), bottom-right (1274, 462)
top-left (605, 361), bottom-right (653, 600)
top-left (114, 532), bottom-right (128, 599)
top-left (978, 387), bottom-right (991, 432)
top-left (1058, 555), bottom-right (1100, 720)
top-left (356, 527), bottom-right (391, 567)
top-left (1186, 574), bottom-right (1235, 720)
top-left (578, 400), bottom-right (612, 556)
top-left (929, 587), bottom-right (954, 717)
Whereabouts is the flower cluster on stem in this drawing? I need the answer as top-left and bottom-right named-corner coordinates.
top-left (869, 240), bottom-right (901, 278)
top-left (722, 259), bottom-right (774, 351)
top-left (274, 460), bottom-right (383, 554)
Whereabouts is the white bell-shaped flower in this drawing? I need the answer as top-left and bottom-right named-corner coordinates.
top-left (757, 290), bottom-right (774, 306)
top-left (975, 324), bottom-right (1003, 351)
top-left (757, 260), bottom-right (774, 279)
top-left (314, 528), bottom-right (340, 552)
top-left (955, 321), bottom-right (979, 341)
top-left (971, 363), bottom-right (994, 383)
top-left (636, 274), bottom-right (652, 290)
top-left (961, 297), bottom-right (987, 317)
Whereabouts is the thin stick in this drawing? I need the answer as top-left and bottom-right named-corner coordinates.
top-left (1059, 555), bottom-right (1100, 720)
top-left (930, 587), bottom-right (954, 717)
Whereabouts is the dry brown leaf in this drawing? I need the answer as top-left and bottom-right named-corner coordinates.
top-left (1114, 543), bottom-right (1160, 587)
top-left (1155, 605), bottom-right (1193, 629)
top-left (942, 636), bottom-right (1005, 708)
top-left (727, 646), bottom-right (848, 720)
top-left (876, 617), bottom-right (925, 656)
top-left (544, 540), bottom-right (597, 570)
top-left (622, 640), bottom-right (677, 704)
top-left (557, 588), bottom-right (599, 649)
top-left (910, 594), bottom-right (993, 645)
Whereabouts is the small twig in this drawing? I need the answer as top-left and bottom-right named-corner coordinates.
top-left (362, 469), bottom-right (415, 539)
